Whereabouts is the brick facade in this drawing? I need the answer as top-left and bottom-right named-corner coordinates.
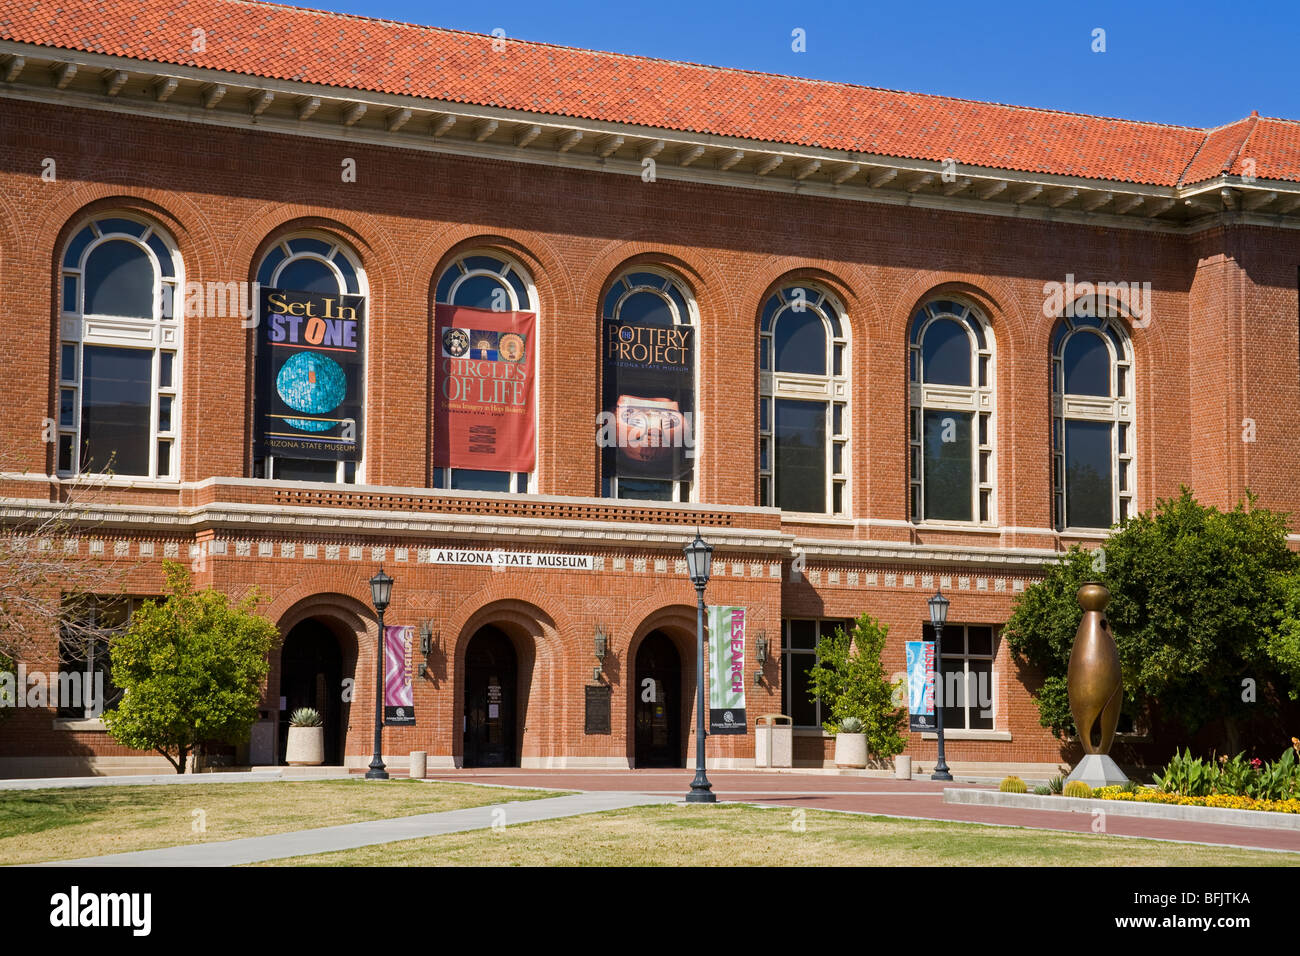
top-left (2, 73), bottom-right (1299, 776)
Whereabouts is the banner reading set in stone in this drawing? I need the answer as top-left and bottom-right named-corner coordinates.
top-left (254, 287), bottom-right (365, 460)
top-left (707, 605), bottom-right (747, 734)
top-left (434, 304), bottom-right (537, 472)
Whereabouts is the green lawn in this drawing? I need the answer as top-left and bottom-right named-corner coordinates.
top-left (255, 802), bottom-right (1300, 866)
top-left (0, 779), bottom-right (564, 864)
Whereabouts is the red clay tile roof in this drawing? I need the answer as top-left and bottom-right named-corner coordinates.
top-left (2, 0), bottom-right (1298, 187)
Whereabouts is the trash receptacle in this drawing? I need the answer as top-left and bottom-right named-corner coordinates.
top-left (755, 714), bottom-right (793, 768)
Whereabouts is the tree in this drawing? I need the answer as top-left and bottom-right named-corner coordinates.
top-left (1004, 488), bottom-right (1300, 751)
top-left (102, 562), bottom-right (279, 773)
top-left (807, 613), bottom-right (908, 761)
top-left (0, 450), bottom-right (139, 667)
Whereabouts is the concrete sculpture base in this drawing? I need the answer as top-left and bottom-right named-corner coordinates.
top-left (1066, 753), bottom-right (1129, 788)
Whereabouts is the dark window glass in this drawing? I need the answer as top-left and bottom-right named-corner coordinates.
top-left (59, 389), bottom-right (75, 427)
top-left (968, 659), bottom-right (994, 729)
top-left (97, 218), bottom-right (146, 239)
top-left (619, 290), bottom-right (674, 327)
top-left (288, 237), bottom-right (333, 257)
top-left (923, 410), bottom-right (972, 521)
top-left (145, 234), bottom-right (173, 277)
top-left (775, 399), bottom-right (826, 512)
top-left (788, 619), bottom-right (817, 649)
top-left (450, 469), bottom-right (512, 492)
top-left (158, 395), bottom-right (173, 433)
top-left (159, 353), bottom-right (174, 388)
top-left (937, 656), bottom-right (964, 730)
top-left (616, 477), bottom-right (673, 501)
top-left (276, 258), bottom-right (337, 294)
top-left (1063, 332), bottom-right (1110, 396)
top-left (773, 309), bottom-right (826, 375)
top-left (1065, 419), bottom-right (1113, 528)
top-left (157, 440), bottom-right (171, 477)
top-left (62, 275), bottom-right (78, 313)
top-left (81, 346), bottom-right (151, 475)
top-left (451, 274), bottom-right (508, 310)
top-left (61, 345), bottom-right (77, 380)
top-left (275, 458), bottom-right (337, 482)
top-left (63, 227), bottom-right (95, 269)
top-left (785, 651), bottom-right (818, 727)
top-left (84, 240), bottom-right (154, 318)
top-left (968, 626), bottom-right (994, 656)
top-left (921, 318), bottom-right (971, 386)
top-left (257, 246), bottom-right (287, 286)
top-left (58, 434), bottom-right (73, 472)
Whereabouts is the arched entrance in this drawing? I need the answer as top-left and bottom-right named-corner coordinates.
top-left (634, 630), bottom-right (683, 768)
top-left (278, 619), bottom-right (345, 765)
top-left (462, 626), bottom-right (519, 768)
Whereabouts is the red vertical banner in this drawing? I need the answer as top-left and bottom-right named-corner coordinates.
top-left (434, 304), bottom-right (536, 472)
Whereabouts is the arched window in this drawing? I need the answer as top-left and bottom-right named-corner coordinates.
top-left (1051, 304), bottom-right (1134, 529)
top-left (758, 286), bottom-right (849, 513)
top-left (908, 300), bottom-right (995, 523)
top-left (254, 233), bottom-right (366, 484)
top-left (600, 268), bottom-right (697, 502)
top-left (58, 215), bottom-right (182, 478)
top-left (434, 253), bottom-right (537, 493)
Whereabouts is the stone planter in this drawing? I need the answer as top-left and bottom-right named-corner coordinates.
top-left (285, 725), bottom-right (324, 766)
top-left (894, 754), bottom-right (912, 779)
top-left (833, 732), bottom-right (868, 769)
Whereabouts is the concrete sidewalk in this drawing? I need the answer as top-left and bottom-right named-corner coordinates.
top-left (38, 791), bottom-right (676, 867)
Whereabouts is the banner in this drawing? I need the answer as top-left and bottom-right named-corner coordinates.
top-left (254, 287), bottom-right (365, 460)
top-left (706, 605), bottom-right (747, 734)
top-left (906, 640), bottom-right (936, 733)
top-left (602, 315), bottom-right (694, 483)
top-left (383, 625), bottom-right (415, 726)
top-left (434, 304), bottom-right (536, 472)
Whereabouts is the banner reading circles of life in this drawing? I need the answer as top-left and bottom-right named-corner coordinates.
top-left (384, 625), bottom-right (415, 726)
top-left (434, 304), bottom-right (537, 473)
top-left (255, 287), bottom-right (365, 460)
top-left (707, 605), bottom-right (747, 734)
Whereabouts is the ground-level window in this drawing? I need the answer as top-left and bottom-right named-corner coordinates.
top-left (55, 596), bottom-right (140, 718)
top-left (782, 618), bottom-right (852, 728)
top-left (924, 622), bottom-right (995, 730)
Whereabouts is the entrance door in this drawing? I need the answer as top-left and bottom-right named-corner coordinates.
top-left (278, 620), bottom-right (344, 765)
top-left (463, 626), bottom-right (518, 768)
top-left (635, 631), bottom-right (682, 768)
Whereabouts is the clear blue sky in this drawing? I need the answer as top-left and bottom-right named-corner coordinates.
top-left (298, 0), bottom-right (1298, 128)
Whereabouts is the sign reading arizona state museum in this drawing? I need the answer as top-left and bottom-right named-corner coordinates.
top-left (255, 288), bottom-right (365, 460)
top-left (434, 304), bottom-right (537, 472)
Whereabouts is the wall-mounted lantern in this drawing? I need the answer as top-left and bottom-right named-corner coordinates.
top-left (593, 625), bottom-right (609, 682)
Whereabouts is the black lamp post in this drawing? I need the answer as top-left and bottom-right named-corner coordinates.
top-left (928, 589), bottom-right (952, 782)
top-left (683, 530), bottom-right (716, 803)
top-left (366, 567), bottom-right (393, 780)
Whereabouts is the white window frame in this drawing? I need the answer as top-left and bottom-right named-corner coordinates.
top-left (58, 215), bottom-right (183, 480)
top-left (600, 267), bottom-right (700, 503)
top-left (1051, 305), bottom-right (1135, 530)
top-left (908, 300), bottom-right (996, 525)
top-left (926, 622), bottom-right (997, 731)
top-left (758, 286), bottom-right (850, 515)
top-left (254, 232), bottom-right (368, 485)
top-left (433, 251), bottom-right (539, 494)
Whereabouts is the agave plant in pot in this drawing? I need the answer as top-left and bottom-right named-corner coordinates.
top-left (833, 717), bottom-right (868, 769)
top-left (286, 707), bottom-right (325, 766)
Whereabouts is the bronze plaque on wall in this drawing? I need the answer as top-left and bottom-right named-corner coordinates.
top-left (584, 684), bottom-right (612, 734)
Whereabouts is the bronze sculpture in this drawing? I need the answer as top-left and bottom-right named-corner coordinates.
top-left (1067, 581), bottom-right (1122, 754)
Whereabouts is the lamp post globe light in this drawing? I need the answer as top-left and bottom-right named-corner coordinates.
top-left (928, 589), bottom-right (952, 782)
top-left (367, 567), bottom-right (394, 781)
top-left (683, 530), bottom-right (716, 803)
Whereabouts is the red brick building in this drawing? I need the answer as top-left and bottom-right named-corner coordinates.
top-left (1, 0), bottom-right (1298, 776)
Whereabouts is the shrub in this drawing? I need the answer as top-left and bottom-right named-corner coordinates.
top-left (290, 707), bottom-right (322, 728)
top-left (999, 775), bottom-right (1026, 793)
top-left (1033, 785), bottom-right (1051, 796)
top-left (1153, 747), bottom-right (1215, 797)
top-left (1063, 781), bottom-right (1093, 799)
top-left (807, 613), bottom-right (908, 761)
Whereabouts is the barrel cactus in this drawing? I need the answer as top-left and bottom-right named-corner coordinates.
top-left (999, 775), bottom-right (1027, 793)
top-left (1063, 780), bottom-right (1093, 799)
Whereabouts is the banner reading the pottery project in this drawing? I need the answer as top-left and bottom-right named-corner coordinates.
top-left (383, 625), bottom-right (415, 726)
top-left (255, 287), bottom-right (365, 460)
top-left (706, 605), bottom-right (747, 735)
top-left (434, 304), bottom-right (536, 473)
